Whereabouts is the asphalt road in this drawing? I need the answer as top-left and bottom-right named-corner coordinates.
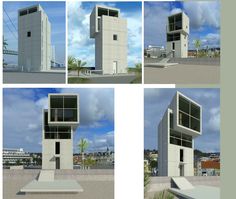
top-left (3, 72), bottom-right (65, 84)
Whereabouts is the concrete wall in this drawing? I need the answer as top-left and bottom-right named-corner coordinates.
top-left (99, 15), bottom-right (127, 74)
top-left (42, 137), bottom-right (73, 169)
top-left (18, 6), bottom-right (51, 72)
top-left (168, 144), bottom-right (193, 176)
top-left (158, 109), bottom-right (169, 176)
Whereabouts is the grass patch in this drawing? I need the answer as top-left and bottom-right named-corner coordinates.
top-left (68, 77), bottom-right (91, 84)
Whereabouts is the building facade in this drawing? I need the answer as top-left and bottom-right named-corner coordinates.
top-left (90, 5), bottom-right (127, 74)
top-left (166, 12), bottom-right (189, 58)
top-left (3, 148), bottom-right (32, 165)
top-left (158, 92), bottom-right (202, 176)
top-left (42, 94), bottom-right (79, 170)
top-left (18, 5), bottom-right (51, 72)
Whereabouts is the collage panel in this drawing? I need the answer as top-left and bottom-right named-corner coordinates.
top-left (3, 88), bottom-right (114, 199)
top-left (144, 88), bottom-right (220, 198)
top-left (144, 1), bottom-right (220, 84)
top-left (3, 1), bottom-right (66, 84)
top-left (67, 1), bottom-right (142, 84)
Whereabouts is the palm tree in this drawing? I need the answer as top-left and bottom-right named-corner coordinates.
top-left (194, 39), bottom-right (201, 57)
top-left (68, 56), bottom-right (87, 76)
top-left (128, 63), bottom-right (142, 83)
top-left (78, 138), bottom-right (89, 169)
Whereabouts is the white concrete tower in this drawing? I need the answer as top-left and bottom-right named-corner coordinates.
top-left (18, 5), bottom-right (51, 72)
top-left (42, 94), bottom-right (79, 170)
top-left (158, 91), bottom-right (202, 176)
top-left (90, 5), bottom-right (127, 74)
top-left (166, 12), bottom-right (189, 58)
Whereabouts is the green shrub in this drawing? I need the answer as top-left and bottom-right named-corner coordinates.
top-left (152, 190), bottom-right (174, 199)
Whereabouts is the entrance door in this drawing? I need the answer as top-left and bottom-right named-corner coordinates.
top-left (113, 61), bottom-right (117, 74)
top-left (180, 165), bottom-right (184, 176)
top-left (172, 42), bottom-right (175, 57)
top-left (55, 157), bottom-right (60, 169)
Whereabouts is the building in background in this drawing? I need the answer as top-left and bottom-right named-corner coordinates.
top-left (145, 45), bottom-right (166, 58)
top-left (3, 148), bottom-right (32, 165)
top-left (90, 5), bottom-right (127, 74)
top-left (42, 93), bottom-right (79, 169)
top-left (166, 12), bottom-right (189, 58)
top-left (158, 91), bottom-right (202, 176)
top-left (18, 4), bottom-right (51, 72)
top-left (197, 156), bottom-right (220, 176)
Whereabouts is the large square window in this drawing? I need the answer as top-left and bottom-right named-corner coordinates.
top-left (179, 96), bottom-right (190, 114)
top-left (64, 109), bottom-right (77, 121)
top-left (64, 96), bottom-right (77, 108)
top-left (190, 117), bottom-right (200, 132)
top-left (191, 103), bottom-right (200, 119)
top-left (179, 112), bottom-right (189, 128)
top-left (50, 96), bottom-right (63, 108)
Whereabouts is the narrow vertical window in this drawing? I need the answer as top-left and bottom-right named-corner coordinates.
top-left (113, 34), bottom-right (118, 41)
top-left (180, 149), bottom-right (184, 162)
top-left (27, 31), bottom-right (31, 37)
top-left (55, 142), bottom-right (60, 154)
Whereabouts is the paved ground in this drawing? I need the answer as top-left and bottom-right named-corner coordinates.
top-left (146, 176), bottom-right (220, 199)
top-left (3, 169), bottom-right (114, 199)
top-left (3, 72), bottom-right (65, 84)
top-left (144, 64), bottom-right (220, 84)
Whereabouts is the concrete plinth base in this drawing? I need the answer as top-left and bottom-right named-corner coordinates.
top-left (20, 170), bottom-right (83, 193)
top-left (20, 179), bottom-right (83, 193)
top-left (144, 63), bottom-right (178, 68)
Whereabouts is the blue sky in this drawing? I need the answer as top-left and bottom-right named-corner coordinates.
top-left (3, 88), bottom-right (114, 153)
top-left (144, 88), bottom-right (220, 153)
top-left (3, 1), bottom-right (65, 64)
top-left (68, 1), bottom-right (142, 68)
top-left (144, 1), bottom-right (220, 49)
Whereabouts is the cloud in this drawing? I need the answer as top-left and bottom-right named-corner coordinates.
top-left (184, 1), bottom-right (220, 30)
top-left (207, 107), bottom-right (220, 132)
top-left (88, 131), bottom-right (114, 152)
top-left (170, 8), bottom-right (182, 15)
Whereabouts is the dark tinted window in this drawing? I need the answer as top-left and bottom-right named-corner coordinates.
top-left (55, 142), bottom-right (60, 154)
top-left (20, 10), bottom-right (27, 16)
top-left (29, 7), bottom-right (37, 14)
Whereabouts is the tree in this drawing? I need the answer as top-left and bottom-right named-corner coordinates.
top-left (68, 56), bottom-right (87, 76)
top-left (194, 39), bottom-right (201, 57)
top-left (78, 138), bottom-right (89, 169)
top-left (128, 63), bottom-right (142, 83)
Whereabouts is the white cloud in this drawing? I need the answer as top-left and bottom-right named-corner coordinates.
top-left (89, 131), bottom-right (114, 152)
top-left (170, 8), bottom-right (182, 15)
top-left (207, 107), bottom-right (220, 132)
top-left (184, 1), bottom-right (220, 30)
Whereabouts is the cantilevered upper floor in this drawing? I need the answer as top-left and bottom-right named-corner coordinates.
top-left (166, 12), bottom-right (189, 35)
top-left (48, 94), bottom-right (79, 126)
top-left (90, 5), bottom-right (120, 38)
top-left (168, 91), bottom-right (202, 137)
